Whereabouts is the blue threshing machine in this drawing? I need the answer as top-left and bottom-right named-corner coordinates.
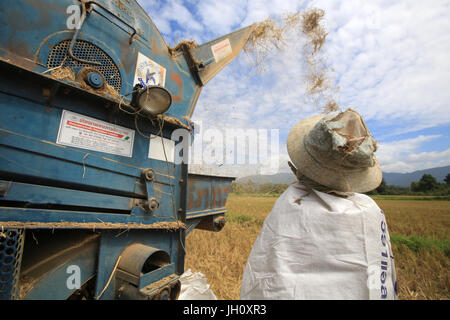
top-left (0, 0), bottom-right (253, 299)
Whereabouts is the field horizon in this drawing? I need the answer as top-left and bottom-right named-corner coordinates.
top-left (185, 194), bottom-right (450, 300)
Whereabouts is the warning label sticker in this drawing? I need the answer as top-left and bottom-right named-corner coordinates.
top-left (56, 110), bottom-right (135, 157)
top-left (134, 52), bottom-right (166, 88)
top-left (211, 38), bottom-right (232, 63)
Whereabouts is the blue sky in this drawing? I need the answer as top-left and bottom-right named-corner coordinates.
top-left (137, 0), bottom-right (450, 176)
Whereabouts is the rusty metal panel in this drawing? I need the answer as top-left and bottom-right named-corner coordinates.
top-left (0, 0), bottom-right (254, 123)
top-left (0, 0), bottom-right (243, 300)
top-left (186, 173), bottom-right (234, 219)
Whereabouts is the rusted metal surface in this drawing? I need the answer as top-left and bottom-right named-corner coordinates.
top-left (0, 0), bottom-right (243, 300)
top-left (0, 0), bottom-right (254, 126)
top-left (0, 221), bottom-right (186, 230)
top-left (186, 173), bottom-right (234, 219)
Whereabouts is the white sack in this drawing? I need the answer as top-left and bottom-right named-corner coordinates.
top-left (240, 183), bottom-right (398, 300)
top-left (178, 269), bottom-right (217, 300)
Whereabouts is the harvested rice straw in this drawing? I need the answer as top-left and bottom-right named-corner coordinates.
top-left (168, 40), bottom-right (198, 56)
top-left (323, 99), bottom-right (340, 114)
top-left (243, 8), bottom-right (340, 113)
top-left (301, 8), bottom-right (339, 113)
top-left (244, 18), bottom-right (287, 73)
top-left (102, 83), bottom-right (121, 100)
top-left (50, 67), bottom-right (76, 82)
top-left (301, 8), bottom-right (327, 54)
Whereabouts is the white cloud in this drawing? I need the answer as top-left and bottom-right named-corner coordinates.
top-left (196, 0), bottom-right (248, 35)
top-left (376, 135), bottom-right (450, 173)
top-left (138, 0), bottom-right (205, 43)
top-left (138, 0), bottom-right (450, 176)
top-left (193, 0), bottom-right (448, 128)
top-left (241, 0), bottom-right (304, 26)
top-left (314, 0), bottom-right (450, 129)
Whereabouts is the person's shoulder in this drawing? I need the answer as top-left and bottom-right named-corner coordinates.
top-left (263, 183), bottom-right (310, 227)
top-left (271, 183), bottom-right (311, 209)
top-left (352, 192), bottom-right (379, 207)
top-left (282, 182), bottom-right (311, 199)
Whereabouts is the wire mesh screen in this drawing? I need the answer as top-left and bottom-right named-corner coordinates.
top-left (47, 40), bottom-right (122, 92)
top-left (0, 228), bottom-right (24, 299)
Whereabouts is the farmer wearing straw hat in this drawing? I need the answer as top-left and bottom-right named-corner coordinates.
top-left (240, 109), bottom-right (398, 300)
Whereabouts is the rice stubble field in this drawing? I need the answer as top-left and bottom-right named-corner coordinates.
top-left (185, 194), bottom-right (450, 300)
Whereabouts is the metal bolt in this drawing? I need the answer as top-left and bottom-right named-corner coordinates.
top-left (143, 169), bottom-right (155, 181)
top-left (86, 71), bottom-right (104, 89)
top-left (148, 198), bottom-right (159, 211)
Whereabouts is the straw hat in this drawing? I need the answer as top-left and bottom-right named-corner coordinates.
top-left (287, 109), bottom-right (382, 193)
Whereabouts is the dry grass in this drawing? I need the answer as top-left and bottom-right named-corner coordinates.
top-left (185, 195), bottom-right (450, 300)
top-left (184, 196), bottom-right (275, 300)
top-left (379, 200), bottom-right (450, 300)
top-left (392, 246), bottom-right (449, 299)
top-left (379, 200), bottom-right (450, 239)
top-left (185, 223), bottom-right (259, 300)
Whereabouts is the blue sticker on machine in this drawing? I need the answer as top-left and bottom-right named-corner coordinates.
top-left (134, 52), bottom-right (166, 88)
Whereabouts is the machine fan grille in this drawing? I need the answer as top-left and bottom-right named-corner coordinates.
top-left (0, 228), bottom-right (24, 299)
top-left (47, 40), bottom-right (122, 92)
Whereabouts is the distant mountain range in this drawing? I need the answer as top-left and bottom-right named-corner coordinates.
top-left (237, 165), bottom-right (450, 188)
top-left (382, 165), bottom-right (450, 187)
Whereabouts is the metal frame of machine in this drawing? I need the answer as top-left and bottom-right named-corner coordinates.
top-left (0, 0), bottom-right (252, 299)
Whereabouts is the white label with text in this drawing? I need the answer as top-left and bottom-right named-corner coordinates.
top-left (56, 110), bottom-right (135, 157)
top-left (211, 38), bottom-right (232, 63)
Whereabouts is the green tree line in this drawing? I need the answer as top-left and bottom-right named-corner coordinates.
top-left (231, 173), bottom-right (450, 196)
top-left (367, 173), bottom-right (450, 196)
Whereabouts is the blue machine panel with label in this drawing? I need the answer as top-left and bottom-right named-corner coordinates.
top-left (0, 0), bottom-right (253, 299)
